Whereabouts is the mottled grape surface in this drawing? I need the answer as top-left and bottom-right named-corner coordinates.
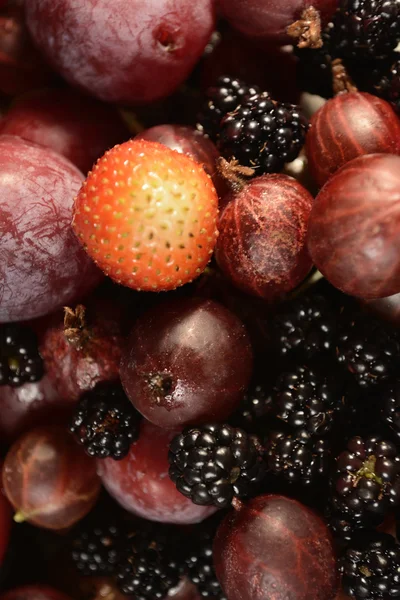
top-left (306, 93), bottom-right (400, 188)
top-left (97, 421), bottom-right (216, 524)
top-left (0, 135), bottom-right (101, 322)
top-left (26, 0), bottom-right (215, 104)
top-left (214, 494), bottom-right (338, 600)
top-left (2, 426), bottom-right (101, 529)
top-left (308, 154), bottom-right (400, 298)
top-left (215, 175), bottom-right (313, 300)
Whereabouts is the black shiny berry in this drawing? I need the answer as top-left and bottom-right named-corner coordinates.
top-left (381, 381), bottom-right (400, 443)
top-left (185, 531), bottom-right (226, 599)
top-left (331, 436), bottom-right (400, 524)
top-left (272, 365), bottom-right (345, 437)
top-left (197, 75), bottom-right (260, 141)
top-left (327, 0), bottom-right (400, 61)
top-left (230, 382), bottom-right (273, 433)
top-left (168, 424), bottom-right (266, 508)
top-left (70, 382), bottom-right (141, 460)
top-left (218, 92), bottom-right (308, 175)
top-left (336, 315), bottom-right (400, 387)
top-left (265, 429), bottom-right (331, 487)
top-left (71, 522), bottom-right (123, 576)
top-left (342, 530), bottom-right (400, 599)
top-left (272, 293), bottom-right (338, 360)
top-left (0, 324), bottom-right (43, 387)
top-left (116, 534), bottom-right (181, 599)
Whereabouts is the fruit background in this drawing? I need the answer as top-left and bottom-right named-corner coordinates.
top-left (0, 0), bottom-right (400, 599)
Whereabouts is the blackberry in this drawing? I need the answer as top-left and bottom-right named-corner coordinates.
top-left (355, 54), bottom-right (400, 113)
top-left (272, 365), bottom-right (345, 436)
top-left (116, 534), bottom-right (181, 599)
top-left (218, 92), bottom-right (308, 175)
top-left (70, 382), bottom-right (141, 460)
top-left (326, 0), bottom-right (400, 61)
top-left (381, 381), bottom-right (400, 443)
top-left (265, 429), bottom-right (330, 487)
top-left (0, 324), bottom-right (43, 387)
top-left (168, 424), bottom-right (266, 508)
top-left (272, 293), bottom-right (338, 360)
top-left (336, 314), bottom-right (400, 387)
top-left (230, 382), bottom-right (273, 433)
top-left (71, 522), bottom-right (123, 576)
top-left (342, 530), bottom-right (400, 599)
top-left (197, 75), bottom-right (260, 141)
top-left (295, 46), bottom-right (334, 99)
top-left (330, 435), bottom-right (400, 524)
top-left (185, 531), bottom-right (226, 599)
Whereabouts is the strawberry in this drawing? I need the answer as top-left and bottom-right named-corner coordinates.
top-left (72, 139), bottom-right (219, 291)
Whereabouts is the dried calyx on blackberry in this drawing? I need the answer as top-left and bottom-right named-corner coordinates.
top-left (71, 520), bottom-right (124, 576)
top-left (265, 428), bottom-right (330, 487)
top-left (70, 381), bottom-right (141, 460)
top-left (0, 324), bottom-right (44, 387)
top-left (272, 292), bottom-right (338, 360)
top-left (185, 528), bottom-right (226, 599)
top-left (336, 313), bottom-right (400, 387)
top-left (116, 531), bottom-right (182, 599)
top-left (342, 530), bottom-right (400, 599)
top-left (330, 435), bottom-right (400, 524)
top-left (168, 424), bottom-right (266, 508)
top-left (230, 381), bottom-right (273, 433)
top-left (272, 365), bottom-right (345, 436)
top-left (197, 75), bottom-right (260, 141)
top-left (217, 92), bottom-right (308, 175)
top-left (381, 380), bottom-right (400, 443)
top-left (327, 0), bottom-right (400, 61)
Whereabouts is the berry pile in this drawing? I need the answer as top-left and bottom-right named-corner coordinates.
top-left (2, 2), bottom-right (400, 600)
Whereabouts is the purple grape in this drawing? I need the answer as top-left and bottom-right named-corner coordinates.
top-left (0, 135), bottom-right (101, 322)
top-left (25, 0), bottom-right (215, 104)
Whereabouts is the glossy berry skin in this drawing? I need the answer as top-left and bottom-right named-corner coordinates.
top-left (97, 421), bottom-right (216, 524)
top-left (0, 135), bottom-right (101, 323)
top-left (218, 0), bottom-right (338, 44)
top-left (0, 88), bottom-right (130, 174)
top-left (362, 292), bottom-right (400, 325)
top-left (73, 139), bottom-right (219, 292)
top-left (135, 125), bottom-right (227, 199)
top-left (215, 175), bottom-right (313, 300)
top-left (0, 587), bottom-right (72, 600)
top-left (2, 425), bottom-right (101, 530)
top-left (308, 153), bottom-right (400, 299)
top-left (214, 494), bottom-right (338, 600)
top-left (25, 0), bottom-right (215, 105)
top-left (306, 92), bottom-right (400, 188)
top-left (120, 298), bottom-right (253, 428)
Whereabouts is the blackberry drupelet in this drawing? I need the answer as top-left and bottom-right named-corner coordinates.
top-left (381, 381), bottom-right (400, 442)
top-left (336, 314), bottom-right (400, 387)
top-left (168, 424), bottom-right (266, 508)
top-left (230, 382), bottom-right (273, 433)
top-left (331, 436), bottom-right (400, 524)
top-left (197, 75), bottom-right (260, 141)
top-left (272, 293), bottom-right (338, 360)
top-left (217, 92), bottom-right (308, 175)
top-left (357, 54), bottom-right (400, 113)
top-left (272, 365), bottom-right (345, 436)
top-left (71, 522), bottom-right (123, 576)
top-left (265, 429), bottom-right (330, 486)
top-left (0, 324), bottom-right (43, 387)
top-left (70, 382), bottom-right (141, 460)
top-left (326, 0), bottom-right (400, 61)
top-left (116, 534), bottom-right (181, 599)
top-left (185, 531), bottom-right (226, 599)
top-left (342, 530), bottom-right (400, 599)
